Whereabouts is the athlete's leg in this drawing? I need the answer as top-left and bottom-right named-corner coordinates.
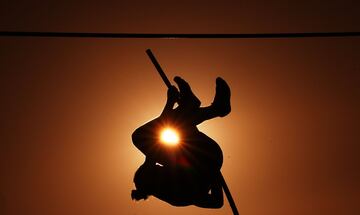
top-left (193, 77), bottom-right (231, 125)
top-left (132, 118), bottom-right (176, 165)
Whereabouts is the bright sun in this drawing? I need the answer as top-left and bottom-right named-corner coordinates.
top-left (160, 128), bottom-right (180, 146)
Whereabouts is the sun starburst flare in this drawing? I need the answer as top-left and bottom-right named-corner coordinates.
top-left (160, 128), bottom-right (180, 146)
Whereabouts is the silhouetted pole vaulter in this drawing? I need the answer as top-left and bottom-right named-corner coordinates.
top-left (145, 49), bottom-right (239, 215)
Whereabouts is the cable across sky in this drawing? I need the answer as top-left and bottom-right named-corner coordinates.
top-left (0, 31), bottom-right (360, 39)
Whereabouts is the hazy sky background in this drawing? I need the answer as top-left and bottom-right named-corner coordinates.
top-left (0, 1), bottom-right (359, 215)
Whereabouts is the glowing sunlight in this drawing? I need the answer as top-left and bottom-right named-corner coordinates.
top-left (160, 128), bottom-right (180, 146)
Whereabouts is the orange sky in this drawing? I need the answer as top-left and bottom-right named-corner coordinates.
top-left (0, 1), bottom-right (359, 215)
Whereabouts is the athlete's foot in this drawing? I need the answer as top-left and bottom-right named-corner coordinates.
top-left (174, 76), bottom-right (201, 109)
top-left (211, 77), bottom-right (231, 117)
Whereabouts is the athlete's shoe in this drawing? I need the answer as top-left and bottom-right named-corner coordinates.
top-left (211, 77), bottom-right (231, 117)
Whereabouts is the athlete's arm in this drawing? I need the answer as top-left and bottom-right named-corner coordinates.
top-left (194, 179), bottom-right (224, 208)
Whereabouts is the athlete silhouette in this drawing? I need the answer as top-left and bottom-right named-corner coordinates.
top-left (132, 76), bottom-right (231, 208)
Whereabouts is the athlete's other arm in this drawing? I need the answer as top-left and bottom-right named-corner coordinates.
top-left (194, 177), bottom-right (224, 208)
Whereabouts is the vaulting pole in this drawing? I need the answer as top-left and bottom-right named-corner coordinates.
top-left (219, 173), bottom-right (239, 215)
top-left (146, 49), bottom-right (172, 88)
top-left (146, 49), bottom-right (239, 215)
